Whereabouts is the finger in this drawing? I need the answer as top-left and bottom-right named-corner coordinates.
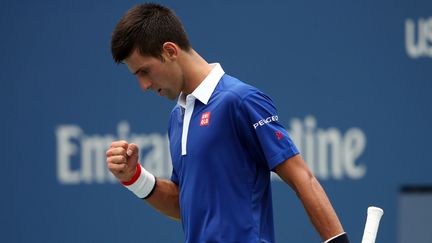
top-left (107, 155), bottom-right (127, 165)
top-left (126, 143), bottom-right (139, 166)
top-left (110, 140), bottom-right (128, 149)
top-left (107, 162), bottom-right (127, 174)
top-left (127, 143), bottom-right (139, 157)
top-left (106, 147), bottom-right (127, 157)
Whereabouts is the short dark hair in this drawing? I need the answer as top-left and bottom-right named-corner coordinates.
top-left (111, 3), bottom-right (191, 63)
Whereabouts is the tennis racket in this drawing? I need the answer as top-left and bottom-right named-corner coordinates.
top-left (361, 206), bottom-right (384, 243)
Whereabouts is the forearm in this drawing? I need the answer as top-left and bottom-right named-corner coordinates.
top-left (145, 178), bottom-right (181, 220)
top-left (275, 155), bottom-right (346, 241)
top-left (106, 142), bottom-right (181, 220)
top-left (294, 172), bottom-right (344, 241)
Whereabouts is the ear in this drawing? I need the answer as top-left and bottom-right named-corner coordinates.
top-left (162, 42), bottom-right (179, 60)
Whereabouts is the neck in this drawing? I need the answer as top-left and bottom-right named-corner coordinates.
top-left (179, 49), bottom-right (212, 95)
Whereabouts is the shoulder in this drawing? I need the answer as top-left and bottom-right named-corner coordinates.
top-left (216, 74), bottom-right (276, 109)
top-left (215, 74), bottom-right (264, 102)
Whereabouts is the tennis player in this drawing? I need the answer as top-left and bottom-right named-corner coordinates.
top-left (106, 3), bottom-right (350, 243)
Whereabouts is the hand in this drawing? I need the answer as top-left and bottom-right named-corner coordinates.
top-left (106, 140), bottom-right (139, 182)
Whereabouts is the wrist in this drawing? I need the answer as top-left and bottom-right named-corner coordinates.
top-left (121, 163), bottom-right (156, 199)
top-left (121, 163), bottom-right (141, 186)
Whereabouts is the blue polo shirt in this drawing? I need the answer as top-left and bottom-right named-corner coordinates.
top-left (168, 64), bottom-right (299, 243)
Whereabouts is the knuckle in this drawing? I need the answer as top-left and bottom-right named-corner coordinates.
top-left (119, 140), bottom-right (128, 147)
top-left (106, 148), bottom-right (113, 157)
top-left (107, 163), bottom-right (116, 171)
top-left (111, 155), bottom-right (126, 164)
top-left (119, 147), bottom-right (126, 155)
top-left (106, 147), bottom-right (127, 157)
top-left (107, 156), bottom-right (122, 164)
top-left (110, 140), bottom-right (129, 149)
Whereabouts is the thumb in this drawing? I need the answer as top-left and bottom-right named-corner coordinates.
top-left (126, 143), bottom-right (139, 165)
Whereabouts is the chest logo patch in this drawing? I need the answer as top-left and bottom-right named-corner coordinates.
top-left (200, 112), bottom-right (211, 126)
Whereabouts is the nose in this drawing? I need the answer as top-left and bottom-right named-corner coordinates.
top-left (137, 76), bottom-right (152, 91)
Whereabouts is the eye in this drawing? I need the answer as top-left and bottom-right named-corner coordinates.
top-left (135, 68), bottom-right (149, 77)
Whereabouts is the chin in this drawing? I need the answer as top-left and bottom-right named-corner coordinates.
top-left (166, 94), bottom-right (177, 101)
top-left (166, 92), bottom-right (181, 101)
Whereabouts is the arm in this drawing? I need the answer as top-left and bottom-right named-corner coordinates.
top-left (145, 178), bottom-right (181, 220)
top-left (106, 140), bottom-right (181, 220)
top-left (274, 154), bottom-right (345, 241)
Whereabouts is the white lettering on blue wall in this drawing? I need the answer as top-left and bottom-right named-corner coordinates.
top-left (55, 121), bottom-right (171, 185)
top-left (405, 17), bottom-right (432, 58)
top-left (286, 116), bottom-right (366, 180)
top-left (56, 116), bottom-right (367, 184)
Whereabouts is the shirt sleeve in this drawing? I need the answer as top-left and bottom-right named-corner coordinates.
top-left (237, 91), bottom-right (299, 170)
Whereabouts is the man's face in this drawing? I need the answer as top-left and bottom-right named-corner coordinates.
top-left (124, 48), bottom-right (183, 100)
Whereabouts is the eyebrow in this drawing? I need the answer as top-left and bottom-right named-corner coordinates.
top-left (133, 68), bottom-right (141, 75)
top-left (133, 65), bottom-right (150, 75)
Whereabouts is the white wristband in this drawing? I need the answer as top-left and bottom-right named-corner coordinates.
top-left (123, 164), bottom-right (156, 199)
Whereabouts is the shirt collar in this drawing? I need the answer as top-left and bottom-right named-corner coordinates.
top-left (177, 63), bottom-right (225, 108)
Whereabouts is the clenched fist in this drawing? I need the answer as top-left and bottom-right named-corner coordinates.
top-left (106, 140), bottom-right (139, 182)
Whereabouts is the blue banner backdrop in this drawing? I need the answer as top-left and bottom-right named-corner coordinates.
top-left (1, 0), bottom-right (431, 242)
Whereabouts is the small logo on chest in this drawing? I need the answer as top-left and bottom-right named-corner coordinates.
top-left (200, 112), bottom-right (211, 126)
